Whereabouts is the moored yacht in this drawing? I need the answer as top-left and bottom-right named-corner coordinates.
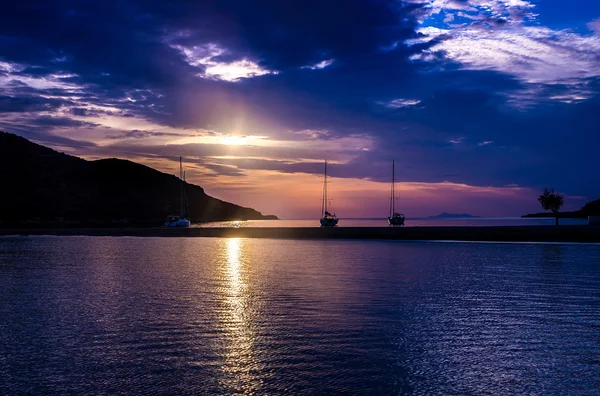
top-left (320, 160), bottom-right (339, 227)
top-left (388, 159), bottom-right (405, 226)
top-left (320, 210), bottom-right (339, 227)
top-left (165, 214), bottom-right (190, 228)
top-left (165, 157), bottom-right (191, 228)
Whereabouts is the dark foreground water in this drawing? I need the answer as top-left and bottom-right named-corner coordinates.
top-left (1, 237), bottom-right (599, 394)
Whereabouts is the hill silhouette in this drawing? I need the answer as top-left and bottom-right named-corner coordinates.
top-left (522, 198), bottom-right (600, 219)
top-left (0, 132), bottom-right (277, 227)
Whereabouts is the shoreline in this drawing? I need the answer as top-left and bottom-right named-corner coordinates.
top-left (1, 225), bottom-right (600, 243)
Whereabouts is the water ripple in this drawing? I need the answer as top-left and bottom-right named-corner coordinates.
top-left (1, 237), bottom-right (599, 394)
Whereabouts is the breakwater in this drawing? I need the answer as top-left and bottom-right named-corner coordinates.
top-left (2, 225), bottom-right (600, 243)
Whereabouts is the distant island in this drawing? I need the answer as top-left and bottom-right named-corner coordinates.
top-left (522, 199), bottom-right (600, 219)
top-left (0, 132), bottom-right (278, 227)
top-left (428, 212), bottom-right (480, 219)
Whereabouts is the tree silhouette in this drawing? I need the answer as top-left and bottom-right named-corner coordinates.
top-left (538, 188), bottom-right (564, 226)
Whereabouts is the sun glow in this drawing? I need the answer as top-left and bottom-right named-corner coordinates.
top-left (220, 135), bottom-right (249, 146)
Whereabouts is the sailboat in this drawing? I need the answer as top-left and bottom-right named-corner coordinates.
top-left (165, 157), bottom-right (191, 228)
top-left (388, 159), bottom-right (405, 226)
top-left (320, 160), bottom-right (339, 227)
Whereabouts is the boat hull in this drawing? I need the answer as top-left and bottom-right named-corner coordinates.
top-left (320, 218), bottom-right (339, 227)
top-left (388, 216), bottom-right (405, 226)
top-left (165, 219), bottom-right (191, 228)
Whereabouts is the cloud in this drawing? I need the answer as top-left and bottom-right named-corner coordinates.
top-left (0, 95), bottom-right (70, 113)
top-left (105, 129), bottom-right (200, 140)
top-left (589, 18), bottom-right (600, 35)
top-left (203, 60), bottom-right (275, 82)
top-left (159, 0), bottom-right (423, 71)
top-left (383, 98), bottom-right (422, 108)
top-left (0, 61), bottom-right (83, 92)
top-left (301, 59), bottom-right (335, 70)
top-left (212, 157), bottom-right (333, 177)
top-left (411, 0), bottom-right (537, 24)
top-left (29, 116), bottom-right (99, 128)
top-left (411, 25), bottom-right (600, 104)
top-left (171, 43), bottom-right (277, 82)
top-left (202, 163), bottom-right (247, 177)
top-left (413, 26), bottom-right (600, 84)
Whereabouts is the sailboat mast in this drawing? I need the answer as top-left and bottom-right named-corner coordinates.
top-left (183, 170), bottom-right (188, 219)
top-left (321, 160), bottom-right (328, 215)
top-left (392, 159), bottom-right (395, 214)
top-left (179, 156), bottom-right (183, 217)
top-left (325, 160), bottom-right (328, 213)
top-left (389, 160), bottom-right (394, 217)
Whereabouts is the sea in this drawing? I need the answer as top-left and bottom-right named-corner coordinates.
top-left (1, 236), bottom-right (599, 394)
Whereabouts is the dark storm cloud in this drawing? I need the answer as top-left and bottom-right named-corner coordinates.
top-left (0, 2), bottom-right (193, 87)
top-left (70, 107), bottom-right (91, 117)
top-left (0, 96), bottom-right (71, 113)
top-left (145, 0), bottom-right (423, 68)
top-left (28, 116), bottom-right (99, 128)
top-left (0, 1), bottom-right (423, 89)
top-left (69, 107), bottom-right (135, 118)
top-left (105, 129), bottom-right (200, 140)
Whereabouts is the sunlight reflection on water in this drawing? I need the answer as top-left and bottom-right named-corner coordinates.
top-left (219, 238), bottom-right (260, 392)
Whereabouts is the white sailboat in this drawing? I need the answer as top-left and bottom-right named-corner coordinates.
top-left (165, 157), bottom-right (191, 228)
top-left (320, 160), bottom-right (339, 227)
top-left (388, 159), bottom-right (405, 226)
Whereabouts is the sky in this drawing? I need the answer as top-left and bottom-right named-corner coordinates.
top-left (1, 0), bottom-right (599, 218)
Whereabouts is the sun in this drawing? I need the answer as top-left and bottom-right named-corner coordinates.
top-left (220, 135), bottom-right (248, 145)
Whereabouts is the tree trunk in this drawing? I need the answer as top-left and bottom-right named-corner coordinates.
top-left (555, 215), bottom-right (559, 226)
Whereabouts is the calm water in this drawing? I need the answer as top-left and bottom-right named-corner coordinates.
top-left (197, 217), bottom-right (589, 228)
top-left (1, 237), bottom-right (599, 394)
